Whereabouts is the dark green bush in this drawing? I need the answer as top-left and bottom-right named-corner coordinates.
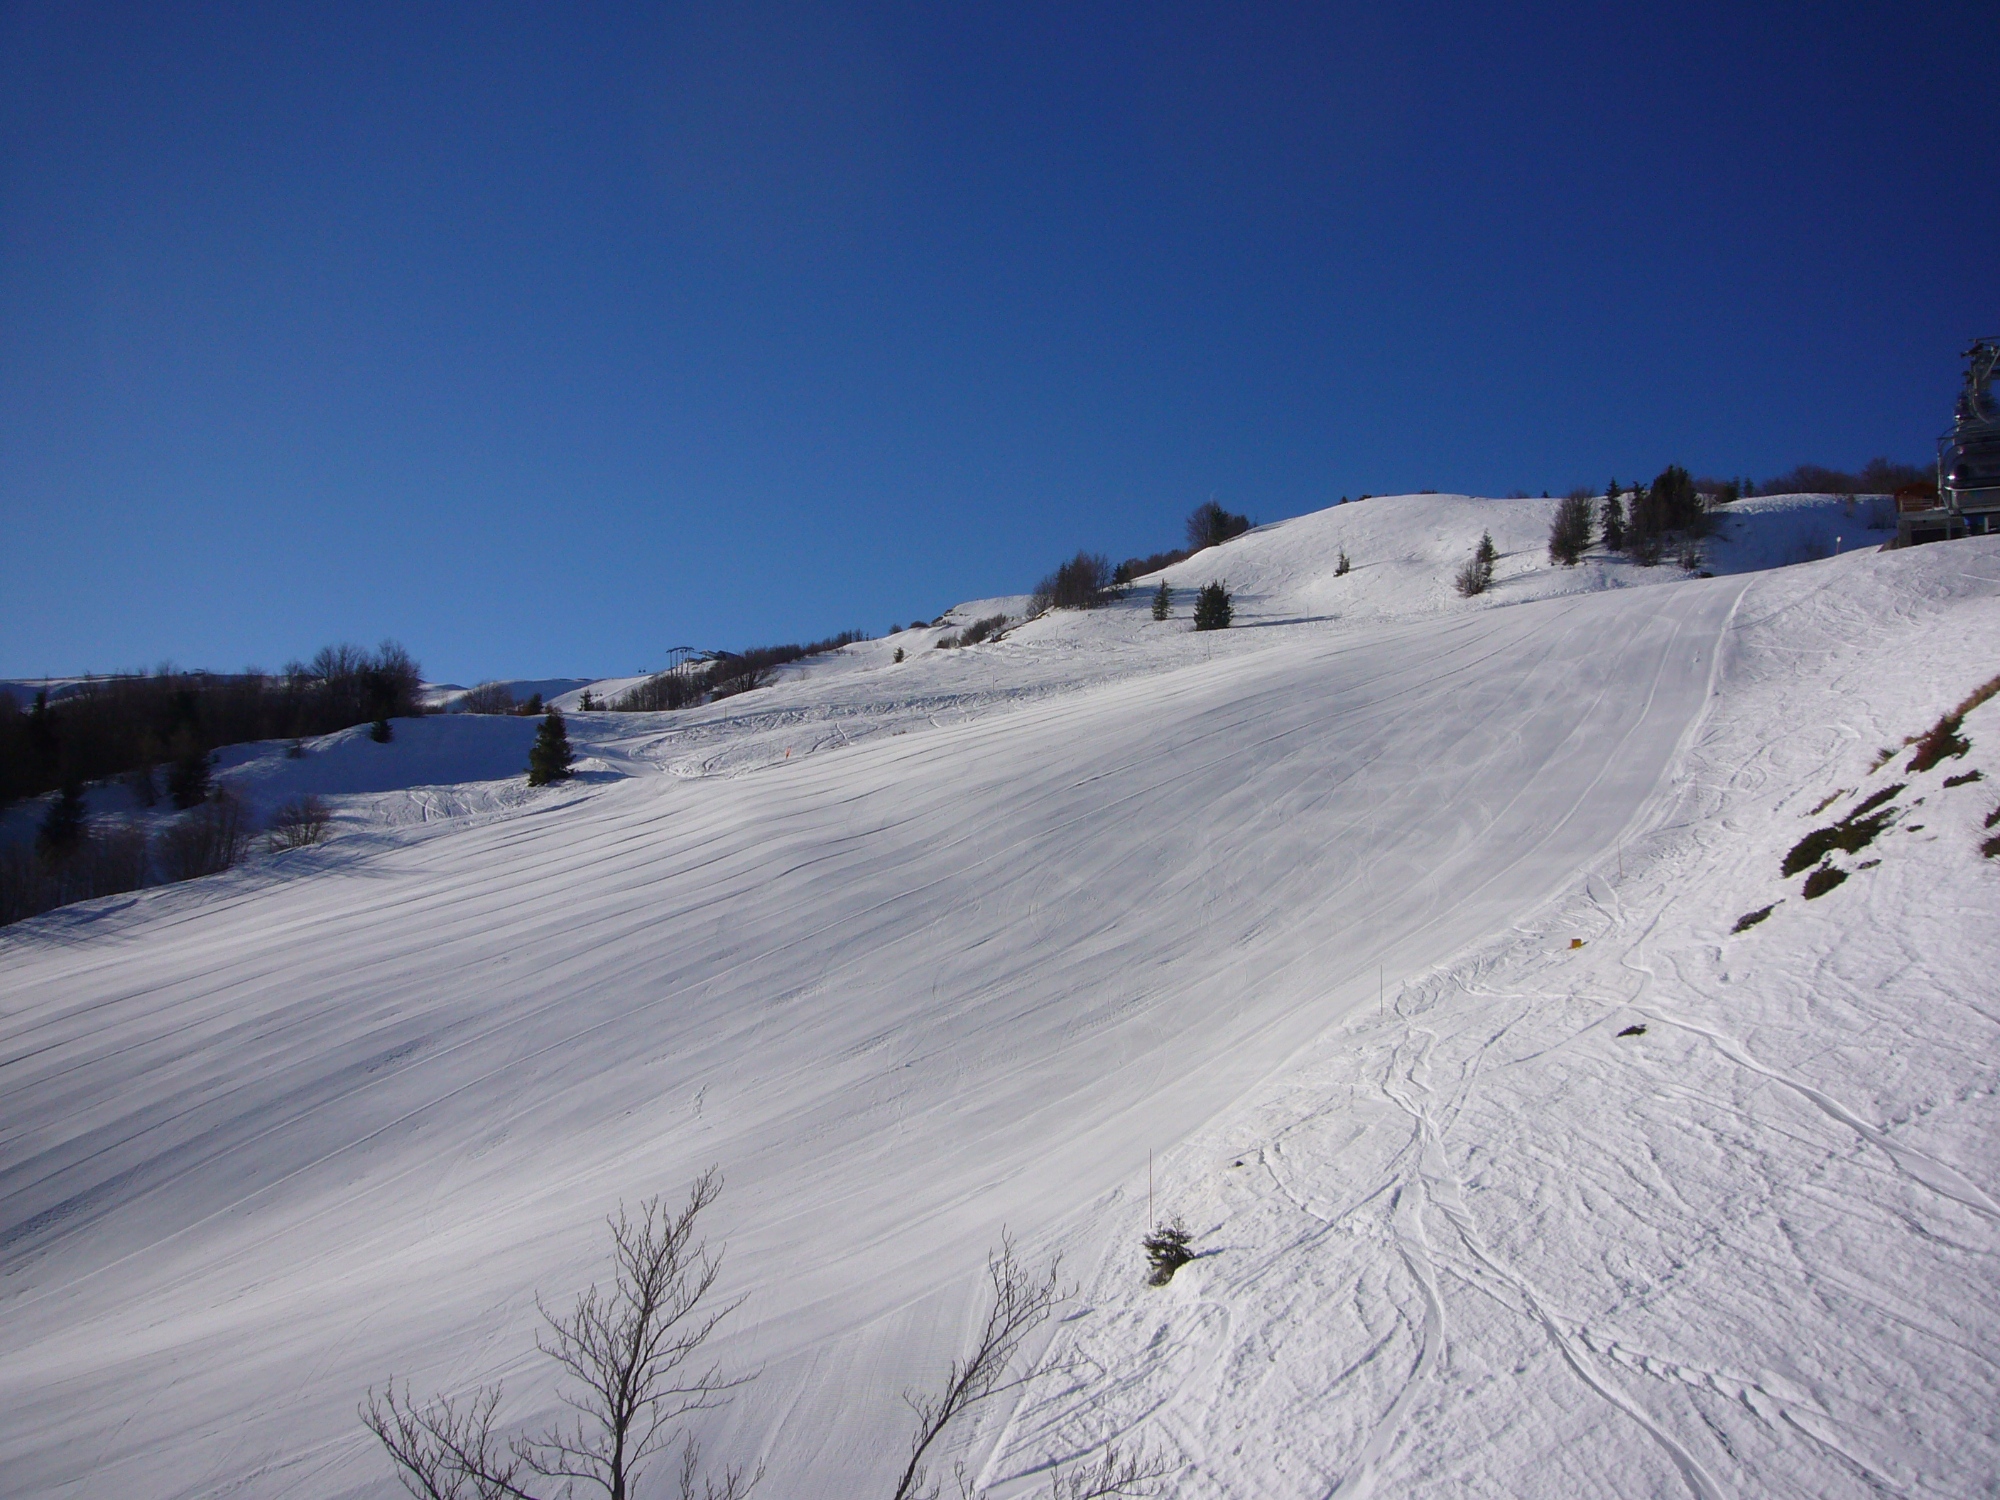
top-left (1143, 1221), bottom-right (1194, 1285)
top-left (1193, 582), bottom-right (1233, 631)
top-left (527, 710), bottom-right (574, 786)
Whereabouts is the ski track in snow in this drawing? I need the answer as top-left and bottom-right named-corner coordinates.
top-left (3, 497), bottom-right (1999, 1499)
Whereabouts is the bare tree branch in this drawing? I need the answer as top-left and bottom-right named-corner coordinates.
top-left (892, 1235), bottom-right (1066, 1500)
top-left (361, 1381), bottom-right (535, 1500)
top-left (363, 1169), bottom-right (753, 1500)
top-left (1045, 1442), bottom-right (1173, 1500)
top-left (517, 1168), bottom-right (752, 1500)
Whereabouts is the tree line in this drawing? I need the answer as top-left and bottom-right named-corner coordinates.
top-left (0, 642), bottom-right (423, 808)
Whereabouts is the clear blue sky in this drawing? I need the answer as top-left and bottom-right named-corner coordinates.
top-left (4, 2), bottom-right (1994, 684)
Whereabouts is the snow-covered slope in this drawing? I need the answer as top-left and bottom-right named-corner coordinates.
top-left (2, 496), bottom-right (1996, 1500)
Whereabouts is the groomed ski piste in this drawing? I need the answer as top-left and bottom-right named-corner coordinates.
top-left (3, 492), bottom-right (1998, 1499)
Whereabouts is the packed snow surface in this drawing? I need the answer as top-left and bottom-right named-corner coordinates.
top-left (3, 494), bottom-right (1998, 1499)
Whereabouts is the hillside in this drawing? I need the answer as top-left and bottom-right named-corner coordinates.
top-left (2, 495), bottom-right (1996, 1499)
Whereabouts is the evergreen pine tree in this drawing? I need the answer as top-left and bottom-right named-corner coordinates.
top-left (1455, 533), bottom-right (1498, 596)
top-left (527, 708), bottom-right (574, 786)
top-left (166, 733), bottom-right (213, 809)
top-left (37, 778), bottom-right (87, 861)
top-left (1600, 492), bottom-right (1626, 552)
top-left (1336, 548), bottom-right (1351, 576)
top-left (1193, 581), bottom-right (1233, 631)
top-left (1151, 580), bottom-right (1172, 620)
top-left (370, 717), bottom-right (394, 742)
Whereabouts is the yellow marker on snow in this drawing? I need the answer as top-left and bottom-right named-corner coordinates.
top-left (1569, 938), bottom-right (1585, 949)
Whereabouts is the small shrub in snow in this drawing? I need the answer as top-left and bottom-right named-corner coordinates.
top-left (938, 614), bottom-right (1008, 649)
top-left (157, 790), bottom-right (251, 883)
top-left (1943, 769), bottom-right (1982, 788)
top-left (1801, 865), bottom-right (1848, 900)
top-left (893, 647), bottom-right (905, 663)
top-left (1732, 903), bottom-right (1777, 933)
top-left (369, 717), bottom-right (393, 743)
top-left (527, 709), bottom-right (574, 786)
top-left (517, 693), bottom-right (543, 716)
top-left (1335, 548), bottom-right (1351, 576)
top-left (1193, 582), bottom-right (1232, 631)
top-left (1454, 533), bottom-right (1497, 597)
top-left (1143, 1220), bottom-right (1194, 1285)
top-left (1151, 581), bottom-right (1171, 620)
top-left (268, 795), bottom-right (332, 851)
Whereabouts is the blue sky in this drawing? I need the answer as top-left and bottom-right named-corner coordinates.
top-left (4, 1), bottom-right (1994, 684)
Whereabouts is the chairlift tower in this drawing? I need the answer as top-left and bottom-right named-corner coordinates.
top-left (1938, 337), bottom-right (2000, 533)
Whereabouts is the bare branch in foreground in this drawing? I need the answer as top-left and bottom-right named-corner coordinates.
top-left (364, 1168), bottom-right (753, 1500)
top-left (361, 1381), bottom-right (532, 1500)
top-left (1045, 1441), bottom-right (1174, 1499)
top-left (892, 1235), bottom-right (1066, 1500)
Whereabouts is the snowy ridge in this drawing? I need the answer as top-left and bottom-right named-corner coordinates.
top-left (2, 496), bottom-right (1996, 1500)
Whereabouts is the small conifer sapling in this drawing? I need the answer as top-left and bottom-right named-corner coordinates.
top-left (1151, 581), bottom-right (1172, 620)
top-left (370, 717), bottom-right (394, 743)
top-left (1193, 581), bottom-right (1232, 631)
top-left (527, 708), bottom-right (574, 786)
top-left (1143, 1220), bottom-right (1194, 1285)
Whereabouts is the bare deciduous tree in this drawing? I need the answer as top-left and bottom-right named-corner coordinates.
top-left (364, 1169), bottom-right (757, 1500)
top-left (268, 794), bottom-right (332, 851)
top-left (892, 1237), bottom-right (1065, 1500)
top-left (1045, 1442), bottom-right (1174, 1499)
